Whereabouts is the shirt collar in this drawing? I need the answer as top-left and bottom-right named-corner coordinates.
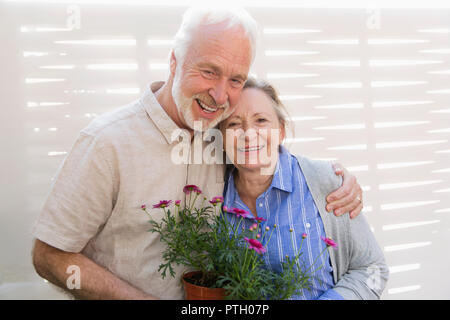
top-left (228, 145), bottom-right (294, 195)
top-left (269, 145), bottom-right (293, 193)
top-left (139, 81), bottom-right (180, 145)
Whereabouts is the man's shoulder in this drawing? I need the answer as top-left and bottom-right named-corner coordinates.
top-left (80, 98), bottom-right (144, 138)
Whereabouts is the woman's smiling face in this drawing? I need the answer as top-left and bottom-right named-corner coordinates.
top-left (220, 87), bottom-right (285, 172)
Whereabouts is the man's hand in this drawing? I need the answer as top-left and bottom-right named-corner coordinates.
top-left (326, 163), bottom-right (363, 219)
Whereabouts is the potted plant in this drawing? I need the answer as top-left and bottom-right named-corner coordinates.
top-left (141, 184), bottom-right (336, 300)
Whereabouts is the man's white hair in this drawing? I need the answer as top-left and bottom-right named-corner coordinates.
top-left (172, 6), bottom-right (259, 66)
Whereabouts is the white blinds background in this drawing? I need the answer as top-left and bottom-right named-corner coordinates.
top-left (0, 2), bottom-right (449, 299)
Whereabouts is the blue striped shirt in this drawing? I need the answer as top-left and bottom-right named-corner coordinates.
top-left (223, 146), bottom-right (343, 300)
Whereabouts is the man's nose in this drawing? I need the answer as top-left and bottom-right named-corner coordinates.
top-left (209, 79), bottom-right (229, 106)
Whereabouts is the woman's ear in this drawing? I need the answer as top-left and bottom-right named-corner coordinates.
top-left (169, 50), bottom-right (177, 76)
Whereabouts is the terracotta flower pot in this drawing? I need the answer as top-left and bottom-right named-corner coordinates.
top-left (182, 271), bottom-right (225, 300)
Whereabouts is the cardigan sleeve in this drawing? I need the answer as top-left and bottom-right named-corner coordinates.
top-left (332, 212), bottom-right (390, 299)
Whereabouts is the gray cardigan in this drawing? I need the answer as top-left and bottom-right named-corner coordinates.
top-left (295, 155), bottom-right (389, 300)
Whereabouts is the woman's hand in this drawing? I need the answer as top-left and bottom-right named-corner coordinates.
top-left (326, 163), bottom-right (363, 219)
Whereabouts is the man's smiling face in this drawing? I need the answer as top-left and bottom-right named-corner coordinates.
top-left (171, 23), bottom-right (252, 131)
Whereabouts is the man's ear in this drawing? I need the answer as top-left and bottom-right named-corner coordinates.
top-left (169, 50), bottom-right (177, 76)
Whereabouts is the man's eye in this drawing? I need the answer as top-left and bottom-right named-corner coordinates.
top-left (202, 70), bottom-right (215, 77)
top-left (231, 79), bottom-right (243, 87)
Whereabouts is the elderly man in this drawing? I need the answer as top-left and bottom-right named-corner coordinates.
top-left (31, 7), bottom-right (363, 300)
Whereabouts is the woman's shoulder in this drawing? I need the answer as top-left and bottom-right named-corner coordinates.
top-left (291, 153), bottom-right (343, 195)
top-left (291, 153), bottom-right (336, 178)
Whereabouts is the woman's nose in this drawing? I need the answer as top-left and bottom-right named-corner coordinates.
top-left (239, 125), bottom-right (258, 140)
top-left (240, 121), bottom-right (251, 133)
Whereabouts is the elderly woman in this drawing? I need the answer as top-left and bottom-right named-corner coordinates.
top-left (219, 78), bottom-right (389, 300)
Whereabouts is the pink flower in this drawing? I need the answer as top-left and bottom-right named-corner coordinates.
top-left (153, 200), bottom-right (172, 209)
top-left (321, 236), bottom-right (338, 249)
top-left (175, 200), bottom-right (181, 206)
top-left (254, 216), bottom-right (267, 222)
top-left (209, 196), bottom-right (224, 205)
top-left (251, 223), bottom-right (258, 230)
top-left (183, 185), bottom-right (202, 195)
top-left (302, 233), bottom-right (307, 239)
top-left (244, 237), bottom-right (266, 254)
top-left (222, 206), bottom-right (229, 212)
top-left (230, 207), bottom-right (253, 219)
top-left (141, 204), bottom-right (147, 210)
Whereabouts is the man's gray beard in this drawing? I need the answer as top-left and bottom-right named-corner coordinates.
top-left (171, 75), bottom-right (232, 131)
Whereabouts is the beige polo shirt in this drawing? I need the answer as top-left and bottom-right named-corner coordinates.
top-left (32, 81), bottom-right (225, 299)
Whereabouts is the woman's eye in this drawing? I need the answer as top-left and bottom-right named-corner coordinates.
top-left (257, 118), bottom-right (267, 123)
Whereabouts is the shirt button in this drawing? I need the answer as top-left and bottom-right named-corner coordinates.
top-left (259, 203), bottom-right (263, 208)
top-left (306, 223), bottom-right (311, 228)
